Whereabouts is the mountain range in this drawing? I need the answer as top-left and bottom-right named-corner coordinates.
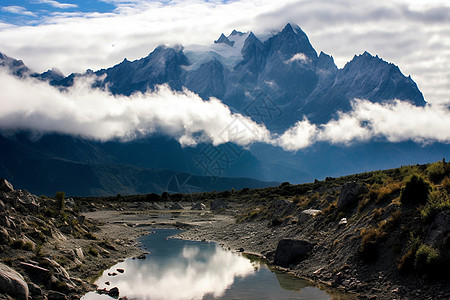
top-left (0, 23), bottom-right (448, 196)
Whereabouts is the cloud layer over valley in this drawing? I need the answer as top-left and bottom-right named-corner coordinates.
top-left (1, 69), bottom-right (449, 151)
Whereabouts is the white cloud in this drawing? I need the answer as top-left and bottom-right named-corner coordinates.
top-left (1, 68), bottom-right (449, 151)
top-left (1, 6), bottom-right (36, 16)
top-left (287, 53), bottom-right (309, 63)
top-left (277, 118), bottom-right (317, 151)
top-left (0, 68), bottom-right (271, 146)
top-left (35, 0), bottom-right (78, 9)
top-left (277, 99), bottom-right (450, 150)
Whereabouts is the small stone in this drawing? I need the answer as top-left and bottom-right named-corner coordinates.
top-left (338, 218), bottom-right (348, 226)
top-left (108, 287), bottom-right (120, 297)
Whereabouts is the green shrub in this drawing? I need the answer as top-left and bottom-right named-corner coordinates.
top-left (359, 228), bottom-right (384, 260)
top-left (442, 177), bottom-right (450, 194)
top-left (427, 160), bottom-right (450, 183)
top-left (415, 244), bottom-right (439, 272)
top-left (397, 234), bottom-right (421, 272)
top-left (22, 241), bottom-right (34, 251)
top-left (400, 175), bottom-right (430, 205)
top-left (88, 246), bottom-right (99, 256)
top-left (56, 191), bottom-right (65, 212)
top-left (420, 190), bottom-right (450, 221)
top-left (10, 240), bottom-right (24, 249)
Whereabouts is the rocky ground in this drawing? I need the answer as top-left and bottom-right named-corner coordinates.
top-left (1, 161), bottom-right (449, 300)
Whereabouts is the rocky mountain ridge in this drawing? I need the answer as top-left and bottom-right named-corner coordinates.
top-left (0, 23), bottom-right (425, 127)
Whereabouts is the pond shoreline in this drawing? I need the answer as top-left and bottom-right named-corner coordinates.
top-left (83, 209), bottom-right (357, 300)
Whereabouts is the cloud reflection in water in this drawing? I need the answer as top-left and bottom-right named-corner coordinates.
top-left (88, 244), bottom-right (257, 300)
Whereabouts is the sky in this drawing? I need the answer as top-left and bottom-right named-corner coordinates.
top-left (0, 0), bottom-right (449, 150)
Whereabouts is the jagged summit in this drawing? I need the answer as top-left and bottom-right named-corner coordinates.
top-left (214, 33), bottom-right (235, 47)
top-left (0, 51), bottom-right (30, 76)
top-left (230, 29), bottom-right (245, 36)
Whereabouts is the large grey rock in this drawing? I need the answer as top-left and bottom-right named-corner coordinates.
top-left (19, 262), bottom-right (51, 286)
top-left (425, 210), bottom-right (450, 247)
top-left (0, 179), bottom-right (14, 193)
top-left (337, 181), bottom-right (368, 210)
top-left (273, 239), bottom-right (314, 267)
top-left (210, 199), bottom-right (229, 211)
top-left (0, 262), bottom-right (29, 300)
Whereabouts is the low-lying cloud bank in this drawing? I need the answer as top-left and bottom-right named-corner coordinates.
top-left (0, 69), bottom-right (449, 151)
top-left (0, 69), bottom-right (271, 146)
top-left (278, 100), bottom-right (450, 150)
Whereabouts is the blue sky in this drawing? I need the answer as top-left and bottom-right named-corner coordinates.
top-left (0, 0), bottom-right (116, 25)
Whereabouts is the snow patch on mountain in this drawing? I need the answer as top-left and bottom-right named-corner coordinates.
top-left (184, 31), bottom-right (250, 70)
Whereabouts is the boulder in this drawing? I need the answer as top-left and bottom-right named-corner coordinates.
top-left (337, 181), bottom-right (368, 210)
top-left (0, 262), bottom-right (29, 300)
top-left (0, 179), bottom-right (14, 193)
top-left (19, 262), bottom-right (51, 285)
top-left (425, 210), bottom-right (450, 247)
top-left (273, 239), bottom-right (314, 267)
top-left (170, 202), bottom-right (184, 210)
top-left (210, 199), bottom-right (229, 211)
top-left (299, 209), bottom-right (321, 223)
top-left (191, 203), bottom-right (206, 210)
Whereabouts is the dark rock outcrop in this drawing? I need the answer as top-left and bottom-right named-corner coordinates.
top-left (0, 178), bottom-right (14, 193)
top-left (337, 181), bottom-right (368, 210)
top-left (273, 239), bottom-right (314, 267)
top-left (0, 262), bottom-right (29, 300)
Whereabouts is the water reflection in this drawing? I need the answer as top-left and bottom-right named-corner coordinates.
top-left (82, 229), bottom-right (353, 300)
